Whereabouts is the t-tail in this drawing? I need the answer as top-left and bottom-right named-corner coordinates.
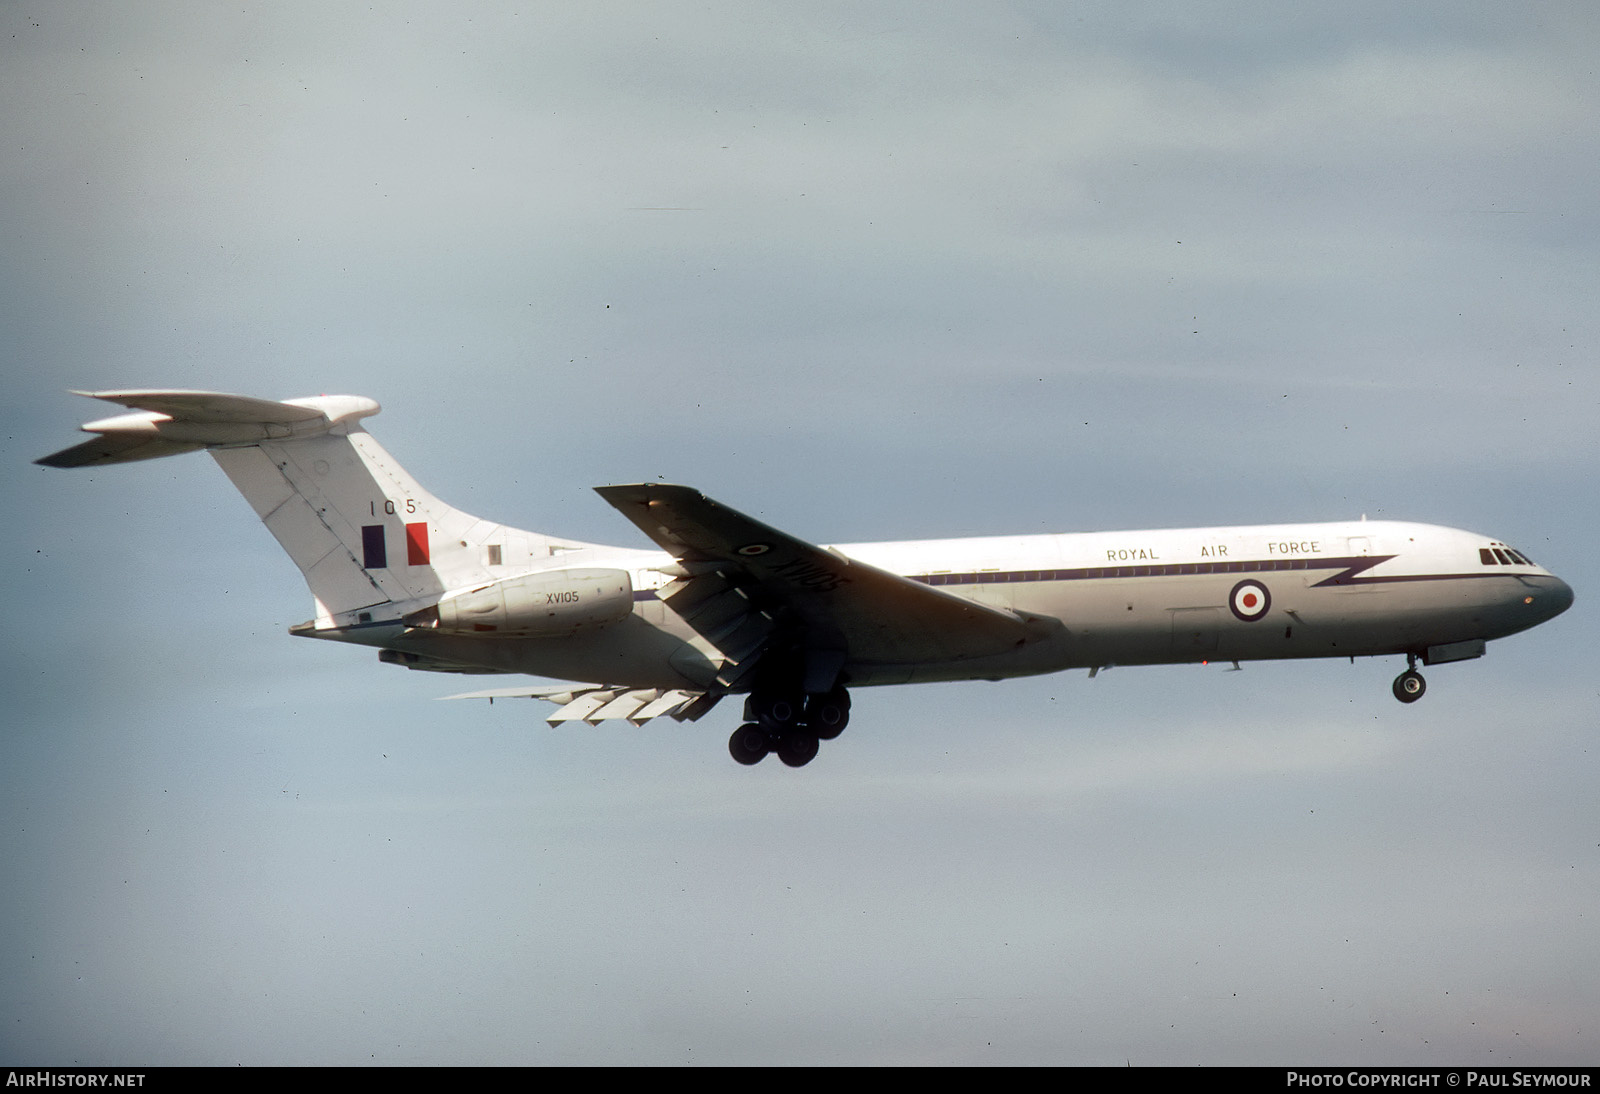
top-left (35, 389), bottom-right (576, 626)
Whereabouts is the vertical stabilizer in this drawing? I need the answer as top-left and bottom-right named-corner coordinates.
top-left (210, 430), bottom-right (492, 618)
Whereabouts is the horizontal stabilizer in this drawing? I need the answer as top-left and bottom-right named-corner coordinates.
top-left (37, 389), bottom-right (381, 468)
top-left (72, 389), bottom-right (328, 424)
top-left (35, 434), bottom-right (206, 468)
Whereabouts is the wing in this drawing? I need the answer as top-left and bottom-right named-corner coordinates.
top-left (595, 483), bottom-right (1048, 671)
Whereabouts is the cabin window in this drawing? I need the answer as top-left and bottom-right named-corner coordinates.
top-left (487, 544), bottom-right (502, 566)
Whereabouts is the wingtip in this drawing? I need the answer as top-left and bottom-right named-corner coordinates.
top-left (65, 388), bottom-right (118, 404)
top-left (595, 482), bottom-right (699, 498)
top-left (594, 483), bottom-right (653, 504)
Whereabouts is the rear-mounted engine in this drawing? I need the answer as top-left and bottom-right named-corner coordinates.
top-left (404, 568), bottom-right (634, 636)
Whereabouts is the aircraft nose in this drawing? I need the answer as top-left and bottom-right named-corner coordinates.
top-left (1525, 574), bottom-right (1575, 622)
top-left (1547, 576), bottom-right (1575, 618)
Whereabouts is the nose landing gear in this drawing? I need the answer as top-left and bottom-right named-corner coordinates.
top-left (1392, 654), bottom-right (1426, 703)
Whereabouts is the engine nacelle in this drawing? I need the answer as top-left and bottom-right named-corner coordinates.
top-left (407, 568), bottom-right (634, 637)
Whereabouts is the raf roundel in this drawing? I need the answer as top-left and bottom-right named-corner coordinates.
top-left (1229, 579), bottom-right (1272, 622)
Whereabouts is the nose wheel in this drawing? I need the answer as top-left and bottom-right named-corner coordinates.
top-left (1392, 655), bottom-right (1426, 703)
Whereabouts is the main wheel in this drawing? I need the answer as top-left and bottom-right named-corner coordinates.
top-left (805, 688), bottom-right (851, 740)
top-left (752, 692), bottom-right (802, 732)
top-left (776, 732), bottom-right (820, 768)
top-left (1392, 669), bottom-right (1426, 703)
top-left (729, 723), bottom-right (770, 765)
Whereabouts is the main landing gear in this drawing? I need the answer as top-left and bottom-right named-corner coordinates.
top-left (1392, 653), bottom-right (1426, 704)
top-left (727, 687), bottom-right (851, 767)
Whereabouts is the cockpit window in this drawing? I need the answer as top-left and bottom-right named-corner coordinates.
top-left (1481, 545), bottom-right (1536, 566)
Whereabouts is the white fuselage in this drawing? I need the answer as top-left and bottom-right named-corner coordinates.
top-left (347, 518), bottom-right (1572, 691)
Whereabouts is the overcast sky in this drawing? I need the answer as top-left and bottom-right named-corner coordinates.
top-left (3, 1), bottom-right (1596, 1066)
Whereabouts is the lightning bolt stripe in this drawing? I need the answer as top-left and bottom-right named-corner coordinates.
top-left (620, 555), bottom-right (1506, 602)
top-left (897, 554), bottom-right (1499, 589)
